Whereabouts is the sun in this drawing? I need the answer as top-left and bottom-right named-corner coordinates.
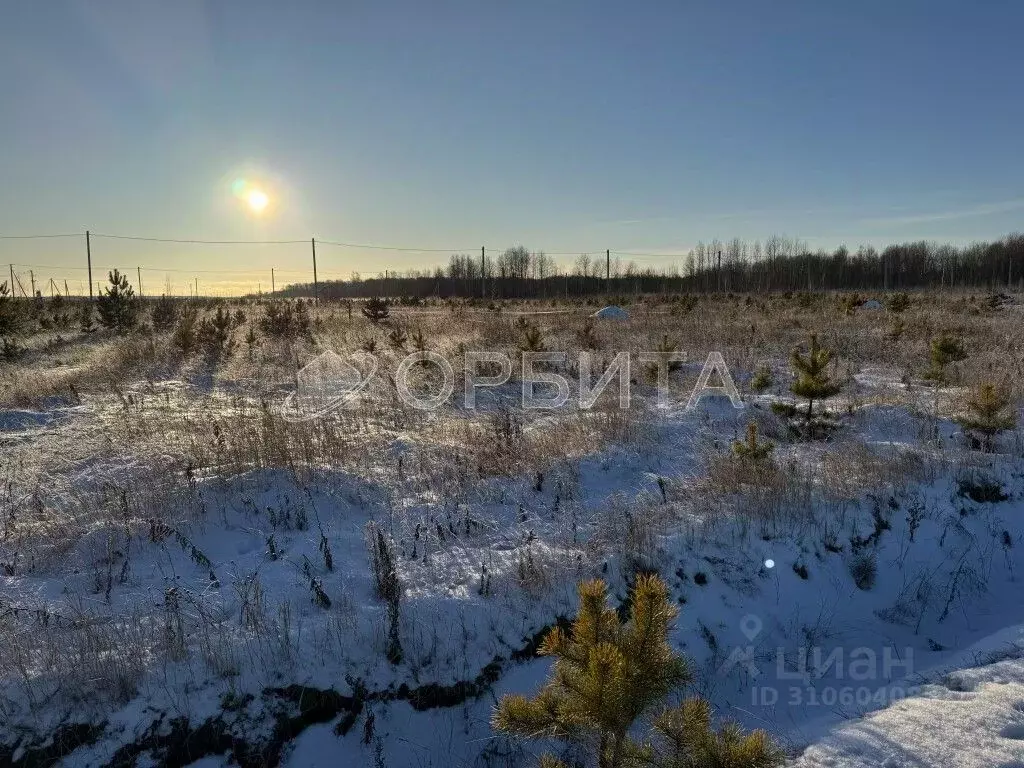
top-left (247, 188), bottom-right (269, 214)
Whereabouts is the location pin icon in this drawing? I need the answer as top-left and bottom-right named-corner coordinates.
top-left (740, 614), bottom-right (763, 642)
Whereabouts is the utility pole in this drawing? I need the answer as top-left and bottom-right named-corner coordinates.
top-left (85, 231), bottom-right (93, 300)
top-left (137, 266), bottom-right (143, 298)
top-left (194, 277), bottom-right (198, 298)
top-left (717, 250), bottom-right (722, 293)
top-left (12, 270), bottom-right (26, 297)
top-left (311, 238), bottom-right (319, 301)
top-left (481, 246), bottom-right (486, 299)
top-left (30, 270), bottom-right (35, 297)
top-left (8, 264), bottom-right (13, 295)
top-left (271, 268), bottom-right (275, 294)
top-left (606, 248), bottom-right (610, 291)
top-left (64, 279), bottom-right (70, 297)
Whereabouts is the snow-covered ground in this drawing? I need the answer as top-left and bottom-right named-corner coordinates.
top-left (793, 625), bottom-right (1024, 767)
top-left (2, 357), bottom-right (1024, 766)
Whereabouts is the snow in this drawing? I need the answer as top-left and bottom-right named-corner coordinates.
top-left (793, 654), bottom-right (1024, 766)
top-left (858, 300), bottom-right (883, 311)
top-left (591, 305), bottom-right (629, 319)
top-left (2, 362), bottom-right (1024, 766)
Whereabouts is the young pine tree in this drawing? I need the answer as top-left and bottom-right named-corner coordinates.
top-left (362, 296), bottom-right (390, 324)
top-left (79, 302), bottom-right (97, 334)
top-left (644, 698), bottom-right (783, 768)
top-left (790, 333), bottom-right (840, 425)
top-left (923, 334), bottom-right (967, 384)
top-left (644, 335), bottom-right (682, 383)
top-left (151, 294), bottom-right (179, 332)
top-left (96, 269), bottom-right (138, 332)
top-left (519, 322), bottom-right (546, 353)
top-left (733, 422), bottom-right (773, 462)
top-left (493, 575), bottom-right (782, 768)
top-left (750, 365), bottom-right (773, 393)
top-left (0, 280), bottom-right (17, 337)
top-left (196, 306), bottom-right (234, 356)
top-left (958, 383), bottom-right (1016, 452)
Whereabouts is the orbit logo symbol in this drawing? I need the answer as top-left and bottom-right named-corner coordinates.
top-left (281, 350), bottom-right (377, 421)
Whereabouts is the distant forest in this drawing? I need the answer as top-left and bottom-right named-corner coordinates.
top-left (280, 233), bottom-right (1024, 300)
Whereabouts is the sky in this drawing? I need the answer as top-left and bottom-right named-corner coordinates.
top-left (1, 1), bottom-right (1023, 294)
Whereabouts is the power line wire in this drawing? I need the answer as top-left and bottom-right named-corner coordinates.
top-left (316, 239), bottom-right (473, 252)
top-left (90, 233), bottom-right (307, 245)
top-left (9, 262), bottom-right (311, 275)
top-left (0, 233), bottom-right (80, 240)
top-left (612, 251), bottom-right (689, 260)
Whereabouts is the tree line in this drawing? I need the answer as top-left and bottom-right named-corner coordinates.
top-left (278, 234), bottom-right (1024, 299)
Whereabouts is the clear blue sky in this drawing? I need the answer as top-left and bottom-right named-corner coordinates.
top-left (2, 1), bottom-right (1022, 293)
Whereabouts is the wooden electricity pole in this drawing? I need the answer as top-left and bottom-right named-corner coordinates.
top-left (311, 238), bottom-right (319, 301)
top-left (86, 230), bottom-right (93, 300)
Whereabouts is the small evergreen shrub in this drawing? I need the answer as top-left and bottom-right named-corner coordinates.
top-left (493, 576), bottom-right (782, 768)
top-left (96, 269), bottom-right (138, 333)
top-left (790, 333), bottom-right (841, 431)
top-left (361, 296), bottom-right (390, 324)
top-left (923, 334), bottom-right (967, 383)
top-left (151, 295), bottom-right (179, 332)
top-left (750, 364), bottom-right (773, 393)
top-left (958, 382), bottom-right (1016, 452)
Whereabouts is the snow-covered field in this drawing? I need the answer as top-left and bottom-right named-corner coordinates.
top-left (2, 296), bottom-right (1024, 766)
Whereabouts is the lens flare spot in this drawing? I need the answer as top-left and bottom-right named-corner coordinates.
top-left (764, 559), bottom-right (775, 569)
top-left (247, 189), bottom-right (269, 213)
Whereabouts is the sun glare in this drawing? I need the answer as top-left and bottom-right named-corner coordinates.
top-left (247, 188), bottom-right (269, 214)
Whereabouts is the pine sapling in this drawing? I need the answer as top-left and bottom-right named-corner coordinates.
top-left (923, 333), bottom-right (967, 384)
top-left (886, 292), bottom-right (911, 313)
top-left (750, 364), bottom-right (773, 393)
top-left (96, 269), bottom-right (138, 332)
top-left (362, 296), bottom-right (390, 324)
top-left (645, 698), bottom-right (783, 768)
top-left (0, 280), bottom-right (17, 337)
top-left (644, 334), bottom-right (682, 382)
top-left (172, 305), bottom-right (199, 355)
top-left (79, 302), bottom-right (96, 333)
top-left (790, 333), bottom-right (841, 427)
top-left (151, 294), bottom-right (179, 332)
top-left (958, 382), bottom-right (1016, 451)
top-left (519, 322), bottom-right (545, 353)
top-left (197, 306), bottom-right (234, 355)
top-left (732, 422), bottom-right (773, 462)
top-left (493, 575), bottom-right (782, 768)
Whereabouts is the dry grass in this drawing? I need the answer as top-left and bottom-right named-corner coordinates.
top-left (1, 289), bottom-right (1023, 729)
